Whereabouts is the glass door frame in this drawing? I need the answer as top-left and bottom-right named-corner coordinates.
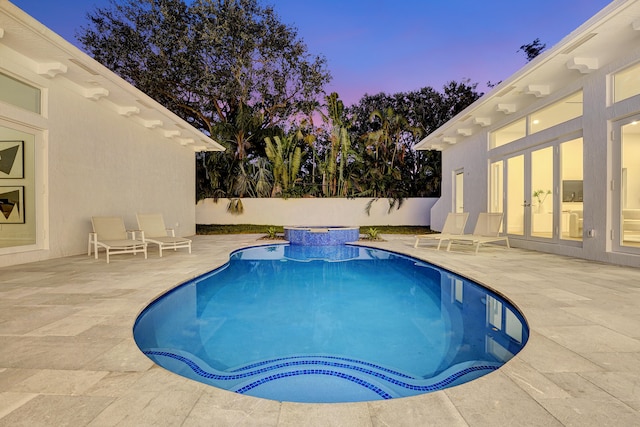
top-left (454, 169), bottom-right (464, 213)
top-left (612, 113), bottom-right (640, 254)
top-left (493, 141), bottom-right (559, 243)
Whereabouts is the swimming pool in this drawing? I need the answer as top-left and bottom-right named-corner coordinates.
top-left (134, 244), bottom-right (528, 403)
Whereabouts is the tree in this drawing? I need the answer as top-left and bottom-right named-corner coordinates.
top-left (519, 38), bottom-right (546, 62)
top-left (78, 0), bottom-right (331, 198)
top-left (346, 80), bottom-right (481, 197)
top-left (356, 106), bottom-right (418, 207)
top-left (264, 135), bottom-right (303, 197)
top-left (322, 92), bottom-right (353, 197)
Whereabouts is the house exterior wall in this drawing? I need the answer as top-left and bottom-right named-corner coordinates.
top-left (47, 83), bottom-right (197, 259)
top-left (0, 40), bottom-right (197, 268)
top-left (431, 137), bottom-right (487, 232)
top-left (433, 44), bottom-right (640, 267)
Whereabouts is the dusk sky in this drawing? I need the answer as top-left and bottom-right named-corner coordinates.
top-left (11, 0), bottom-right (613, 106)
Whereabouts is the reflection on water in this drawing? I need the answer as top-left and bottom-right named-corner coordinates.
top-left (134, 244), bottom-right (529, 402)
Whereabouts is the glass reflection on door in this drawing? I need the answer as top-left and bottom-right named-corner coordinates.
top-left (560, 138), bottom-right (583, 241)
top-left (454, 170), bottom-right (464, 213)
top-left (530, 146), bottom-right (554, 239)
top-left (621, 121), bottom-right (640, 247)
top-left (489, 161), bottom-right (503, 214)
top-left (506, 156), bottom-right (524, 235)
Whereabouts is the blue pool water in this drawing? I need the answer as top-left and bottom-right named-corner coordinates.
top-left (134, 244), bottom-right (529, 403)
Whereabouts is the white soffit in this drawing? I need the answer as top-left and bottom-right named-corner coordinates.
top-left (0, 1), bottom-right (224, 152)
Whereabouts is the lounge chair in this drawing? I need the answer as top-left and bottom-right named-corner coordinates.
top-left (89, 216), bottom-right (148, 263)
top-left (446, 212), bottom-right (510, 254)
top-left (136, 213), bottom-right (192, 257)
top-left (414, 212), bottom-right (469, 250)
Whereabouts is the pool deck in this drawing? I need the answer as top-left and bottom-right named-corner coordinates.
top-left (2, 234), bottom-right (640, 426)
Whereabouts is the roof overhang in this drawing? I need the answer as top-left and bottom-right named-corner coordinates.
top-left (416, 0), bottom-right (640, 151)
top-left (0, 1), bottom-right (225, 152)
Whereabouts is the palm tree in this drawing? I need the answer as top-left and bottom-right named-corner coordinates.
top-left (251, 157), bottom-right (273, 197)
top-left (294, 117), bottom-right (321, 195)
top-left (213, 102), bottom-right (265, 161)
top-left (264, 135), bottom-right (303, 197)
top-left (358, 107), bottom-right (420, 210)
top-left (324, 92), bottom-right (352, 197)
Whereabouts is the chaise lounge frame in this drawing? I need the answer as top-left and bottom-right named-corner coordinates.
top-left (89, 216), bottom-right (148, 263)
top-left (136, 213), bottom-right (192, 257)
top-left (414, 212), bottom-right (469, 250)
top-left (446, 212), bottom-right (510, 254)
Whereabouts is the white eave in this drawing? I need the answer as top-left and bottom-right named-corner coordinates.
top-left (416, 0), bottom-right (640, 151)
top-left (0, 1), bottom-right (224, 152)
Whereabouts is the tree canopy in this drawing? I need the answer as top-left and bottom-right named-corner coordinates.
top-left (78, 0), bottom-right (331, 145)
top-left (344, 80), bottom-right (482, 199)
top-left (519, 38), bottom-right (547, 62)
top-left (78, 0), bottom-right (483, 204)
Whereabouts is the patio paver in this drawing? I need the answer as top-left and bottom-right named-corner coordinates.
top-left (1, 234), bottom-right (640, 426)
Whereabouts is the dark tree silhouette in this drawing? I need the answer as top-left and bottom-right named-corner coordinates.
top-left (519, 38), bottom-right (547, 62)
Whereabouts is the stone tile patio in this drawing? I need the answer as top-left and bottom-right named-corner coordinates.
top-left (1, 234), bottom-right (640, 426)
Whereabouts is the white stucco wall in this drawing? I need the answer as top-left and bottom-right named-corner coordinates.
top-left (432, 45), bottom-right (640, 267)
top-left (0, 57), bottom-right (198, 268)
top-left (196, 198), bottom-right (437, 227)
top-left (46, 84), bottom-right (197, 259)
top-left (432, 138), bottom-right (488, 234)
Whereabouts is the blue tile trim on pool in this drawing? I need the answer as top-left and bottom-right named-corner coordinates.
top-left (229, 354), bottom-right (414, 378)
top-left (144, 350), bottom-right (407, 381)
top-left (234, 369), bottom-right (393, 399)
top-left (144, 350), bottom-right (499, 396)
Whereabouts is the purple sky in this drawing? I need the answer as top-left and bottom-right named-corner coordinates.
top-left (11, 0), bottom-right (612, 105)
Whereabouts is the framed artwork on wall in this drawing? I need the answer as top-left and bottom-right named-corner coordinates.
top-left (0, 186), bottom-right (25, 224)
top-left (0, 140), bottom-right (24, 179)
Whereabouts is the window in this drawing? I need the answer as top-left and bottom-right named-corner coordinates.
top-left (490, 91), bottom-right (583, 150)
top-left (490, 118), bottom-right (526, 149)
top-left (0, 72), bottom-right (41, 114)
top-left (613, 62), bottom-right (640, 103)
top-left (530, 92), bottom-right (582, 134)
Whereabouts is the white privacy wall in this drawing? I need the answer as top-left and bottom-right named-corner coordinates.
top-left (196, 198), bottom-right (437, 227)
